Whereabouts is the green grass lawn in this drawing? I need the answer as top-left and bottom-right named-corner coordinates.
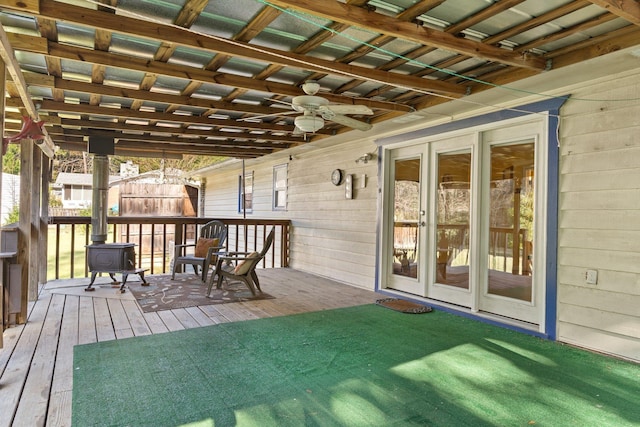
top-left (47, 225), bottom-right (91, 280)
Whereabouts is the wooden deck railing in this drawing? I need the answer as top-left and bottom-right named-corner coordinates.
top-left (393, 222), bottom-right (531, 275)
top-left (47, 217), bottom-right (290, 280)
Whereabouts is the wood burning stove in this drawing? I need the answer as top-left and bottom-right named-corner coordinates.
top-left (85, 243), bottom-right (148, 292)
top-left (85, 138), bottom-right (148, 293)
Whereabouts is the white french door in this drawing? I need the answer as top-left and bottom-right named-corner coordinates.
top-left (426, 135), bottom-right (477, 307)
top-left (384, 144), bottom-right (427, 296)
top-left (381, 118), bottom-right (548, 326)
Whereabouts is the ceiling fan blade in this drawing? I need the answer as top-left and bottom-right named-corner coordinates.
top-left (322, 104), bottom-right (374, 115)
top-left (238, 110), bottom-right (297, 122)
top-left (326, 113), bottom-right (372, 131)
top-left (268, 98), bottom-right (293, 108)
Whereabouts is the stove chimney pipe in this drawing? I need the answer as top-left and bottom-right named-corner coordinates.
top-left (91, 154), bottom-right (109, 244)
top-left (88, 137), bottom-right (114, 244)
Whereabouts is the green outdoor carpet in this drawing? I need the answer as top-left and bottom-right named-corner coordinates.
top-left (72, 305), bottom-right (639, 427)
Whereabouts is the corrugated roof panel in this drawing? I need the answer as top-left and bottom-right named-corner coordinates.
top-left (103, 66), bottom-right (146, 87)
top-left (552, 4), bottom-right (609, 28)
top-left (28, 86), bottom-right (53, 100)
top-left (508, 4), bottom-right (610, 47)
top-left (342, 24), bottom-right (383, 45)
top-left (512, 0), bottom-right (578, 20)
top-left (368, 0), bottom-right (409, 15)
top-left (60, 59), bottom-right (94, 80)
top-left (110, 33), bottom-right (160, 59)
top-left (202, 0), bottom-right (264, 24)
top-left (58, 89), bottom-right (91, 105)
top-left (219, 57), bottom-right (270, 78)
top-left (99, 96), bottom-right (133, 109)
top-left (56, 22), bottom-right (96, 49)
top-left (267, 8), bottom-right (331, 37)
top-left (152, 75), bottom-right (190, 94)
top-left (470, 0), bottom-right (578, 41)
top-left (250, 29), bottom-right (308, 52)
top-left (192, 2), bottom-right (275, 39)
top-left (537, 19), bottom-right (633, 52)
top-left (0, 11), bottom-right (39, 34)
top-left (191, 83), bottom-right (236, 100)
top-left (428, 0), bottom-right (494, 30)
top-left (253, 12), bottom-right (355, 53)
top-left (267, 68), bottom-right (311, 86)
top-left (13, 51), bottom-right (48, 74)
top-left (234, 90), bottom-right (277, 104)
top-left (117, 0), bottom-right (185, 25)
top-left (350, 53), bottom-right (395, 69)
top-left (169, 46), bottom-right (214, 69)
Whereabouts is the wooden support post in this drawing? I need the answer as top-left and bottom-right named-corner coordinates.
top-left (18, 139), bottom-right (32, 324)
top-left (39, 155), bottom-right (50, 285)
top-left (0, 58), bottom-right (4, 346)
top-left (29, 144), bottom-right (41, 300)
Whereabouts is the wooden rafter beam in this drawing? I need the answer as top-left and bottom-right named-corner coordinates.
top-left (46, 127), bottom-right (295, 150)
top-left (22, 73), bottom-right (302, 118)
top-left (262, 0), bottom-right (547, 70)
top-left (8, 33), bottom-right (417, 112)
top-left (3, 98), bottom-right (316, 134)
top-left (0, 23), bottom-right (55, 157)
top-left (586, 0), bottom-right (640, 25)
top-left (7, 1), bottom-right (466, 97)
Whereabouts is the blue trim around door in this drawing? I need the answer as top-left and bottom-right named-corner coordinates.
top-left (375, 97), bottom-right (568, 340)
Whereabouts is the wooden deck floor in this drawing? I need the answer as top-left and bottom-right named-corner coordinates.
top-left (0, 269), bottom-right (380, 427)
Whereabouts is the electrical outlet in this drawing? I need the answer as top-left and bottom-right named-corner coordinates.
top-left (585, 269), bottom-right (598, 285)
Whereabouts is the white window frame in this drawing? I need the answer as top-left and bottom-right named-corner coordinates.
top-left (273, 164), bottom-right (287, 211)
top-left (239, 171), bottom-right (253, 214)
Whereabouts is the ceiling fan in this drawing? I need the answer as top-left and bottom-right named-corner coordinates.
top-left (268, 81), bottom-right (374, 134)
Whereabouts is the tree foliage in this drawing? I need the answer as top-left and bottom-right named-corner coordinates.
top-left (2, 144), bottom-right (21, 174)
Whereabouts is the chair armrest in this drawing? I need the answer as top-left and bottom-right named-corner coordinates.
top-left (205, 246), bottom-right (226, 257)
top-left (174, 242), bottom-right (196, 257)
top-left (223, 250), bottom-right (253, 256)
top-left (175, 243), bottom-right (196, 249)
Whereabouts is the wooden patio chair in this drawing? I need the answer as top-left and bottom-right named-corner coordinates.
top-left (172, 220), bottom-right (227, 283)
top-left (207, 227), bottom-right (275, 296)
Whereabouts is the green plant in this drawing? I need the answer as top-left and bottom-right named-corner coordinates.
top-left (3, 204), bottom-right (19, 226)
top-left (78, 205), bottom-right (92, 217)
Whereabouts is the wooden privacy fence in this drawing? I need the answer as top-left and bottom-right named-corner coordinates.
top-left (47, 217), bottom-right (290, 280)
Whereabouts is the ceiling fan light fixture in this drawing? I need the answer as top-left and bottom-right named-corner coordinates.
top-left (295, 115), bottom-right (324, 133)
top-left (301, 80), bottom-right (320, 95)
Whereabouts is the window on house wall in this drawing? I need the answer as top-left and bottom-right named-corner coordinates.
top-left (273, 164), bottom-right (287, 211)
top-left (238, 172), bottom-right (253, 214)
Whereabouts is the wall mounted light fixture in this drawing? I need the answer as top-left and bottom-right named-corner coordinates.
top-left (355, 153), bottom-right (374, 164)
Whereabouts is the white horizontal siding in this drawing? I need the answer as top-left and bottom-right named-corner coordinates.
top-left (202, 140), bottom-right (380, 290)
top-left (558, 69), bottom-right (640, 361)
top-left (198, 67), bottom-right (640, 362)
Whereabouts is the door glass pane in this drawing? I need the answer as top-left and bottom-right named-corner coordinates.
top-left (436, 151), bottom-right (471, 288)
top-left (488, 143), bottom-right (534, 301)
top-left (393, 158), bottom-right (420, 278)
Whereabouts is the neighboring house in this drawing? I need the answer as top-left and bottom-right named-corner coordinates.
top-left (193, 47), bottom-right (640, 363)
top-left (53, 172), bottom-right (120, 211)
top-left (1, 173), bottom-right (20, 224)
